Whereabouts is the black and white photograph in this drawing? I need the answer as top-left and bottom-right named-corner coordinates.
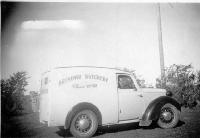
top-left (1, 0), bottom-right (200, 138)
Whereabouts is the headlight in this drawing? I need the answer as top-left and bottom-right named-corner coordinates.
top-left (166, 91), bottom-right (172, 97)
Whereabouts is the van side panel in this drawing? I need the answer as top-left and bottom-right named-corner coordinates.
top-left (48, 68), bottom-right (119, 126)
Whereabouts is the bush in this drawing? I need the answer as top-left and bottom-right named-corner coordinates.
top-left (1, 71), bottom-right (29, 115)
top-left (156, 64), bottom-right (200, 108)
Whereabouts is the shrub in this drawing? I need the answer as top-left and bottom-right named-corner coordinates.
top-left (1, 71), bottom-right (29, 115)
top-left (156, 64), bottom-right (200, 108)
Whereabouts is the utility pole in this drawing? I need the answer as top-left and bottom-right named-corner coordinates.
top-left (157, 3), bottom-right (165, 87)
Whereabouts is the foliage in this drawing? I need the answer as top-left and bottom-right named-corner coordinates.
top-left (1, 71), bottom-right (29, 115)
top-left (156, 64), bottom-right (200, 108)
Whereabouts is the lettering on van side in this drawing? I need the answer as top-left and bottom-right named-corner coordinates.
top-left (58, 74), bottom-right (108, 86)
top-left (72, 83), bottom-right (98, 88)
top-left (59, 74), bottom-right (81, 85)
top-left (84, 74), bottom-right (108, 82)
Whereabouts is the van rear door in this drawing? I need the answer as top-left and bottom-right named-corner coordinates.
top-left (39, 74), bottom-right (50, 124)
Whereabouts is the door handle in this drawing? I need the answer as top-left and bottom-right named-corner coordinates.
top-left (137, 94), bottom-right (143, 97)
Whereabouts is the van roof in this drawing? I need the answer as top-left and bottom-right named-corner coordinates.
top-left (42, 66), bottom-right (133, 75)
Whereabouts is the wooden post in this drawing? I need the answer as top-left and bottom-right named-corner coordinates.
top-left (157, 3), bottom-right (165, 87)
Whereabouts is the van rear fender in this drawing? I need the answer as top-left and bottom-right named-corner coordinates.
top-left (64, 102), bottom-right (102, 129)
top-left (140, 96), bottom-right (181, 126)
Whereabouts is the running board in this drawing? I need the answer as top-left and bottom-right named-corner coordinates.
top-left (139, 120), bottom-right (152, 126)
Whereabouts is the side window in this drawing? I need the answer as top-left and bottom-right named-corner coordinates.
top-left (118, 75), bottom-right (136, 89)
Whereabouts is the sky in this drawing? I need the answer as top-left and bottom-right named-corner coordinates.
top-left (1, 3), bottom-right (200, 93)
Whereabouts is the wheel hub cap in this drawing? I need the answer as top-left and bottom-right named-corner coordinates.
top-left (160, 107), bottom-right (174, 123)
top-left (75, 114), bottom-right (91, 132)
top-left (162, 111), bottom-right (172, 121)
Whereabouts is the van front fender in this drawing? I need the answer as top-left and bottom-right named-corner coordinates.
top-left (139, 96), bottom-right (181, 126)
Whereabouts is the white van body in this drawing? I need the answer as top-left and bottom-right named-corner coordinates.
top-left (39, 66), bottom-right (168, 127)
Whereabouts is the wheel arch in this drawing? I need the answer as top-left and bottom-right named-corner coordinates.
top-left (141, 96), bottom-right (181, 125)
top-left (64, 102), bottom-right (102, 129)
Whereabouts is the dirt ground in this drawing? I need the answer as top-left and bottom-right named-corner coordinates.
top-left (2, 107), bottom-right (200, 138)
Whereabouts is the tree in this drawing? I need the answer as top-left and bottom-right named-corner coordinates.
top-left (1, 71), bottom-right (29, 114)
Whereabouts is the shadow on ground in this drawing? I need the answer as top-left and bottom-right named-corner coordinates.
top-left (95, 122), bottom-right (140, 136)
top-left (56, 126), bottom-right (73, 137)
top-left (142, 120), bottom-right (185, 130)
top-left (56, 120), bottom-right (185, 138)
top-left (56, 123), bottom-right (140, 138)
top-left (1, 112), bottom-right (42, 138)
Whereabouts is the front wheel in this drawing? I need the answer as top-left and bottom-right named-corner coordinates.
top-left (70, 110), bottom-right (98, 138)
top-left (157, 103), bottom-right (180, 129)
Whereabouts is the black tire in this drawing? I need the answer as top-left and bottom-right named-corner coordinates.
top-left (157, 103), bottom-right (180, 129)
top-left (70, 110), bottom-right (98, 138)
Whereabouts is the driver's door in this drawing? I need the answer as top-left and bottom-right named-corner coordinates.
top-left (117, 74), bottom-right (144, 121)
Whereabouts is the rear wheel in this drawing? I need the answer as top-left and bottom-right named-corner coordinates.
top-left (70, 110), bottom-right (98, 138)
top-left (157, 103), bottom-right (180, 128)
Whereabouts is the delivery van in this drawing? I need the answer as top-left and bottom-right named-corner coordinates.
top-left (39, 66), bottom-right (181, 138)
